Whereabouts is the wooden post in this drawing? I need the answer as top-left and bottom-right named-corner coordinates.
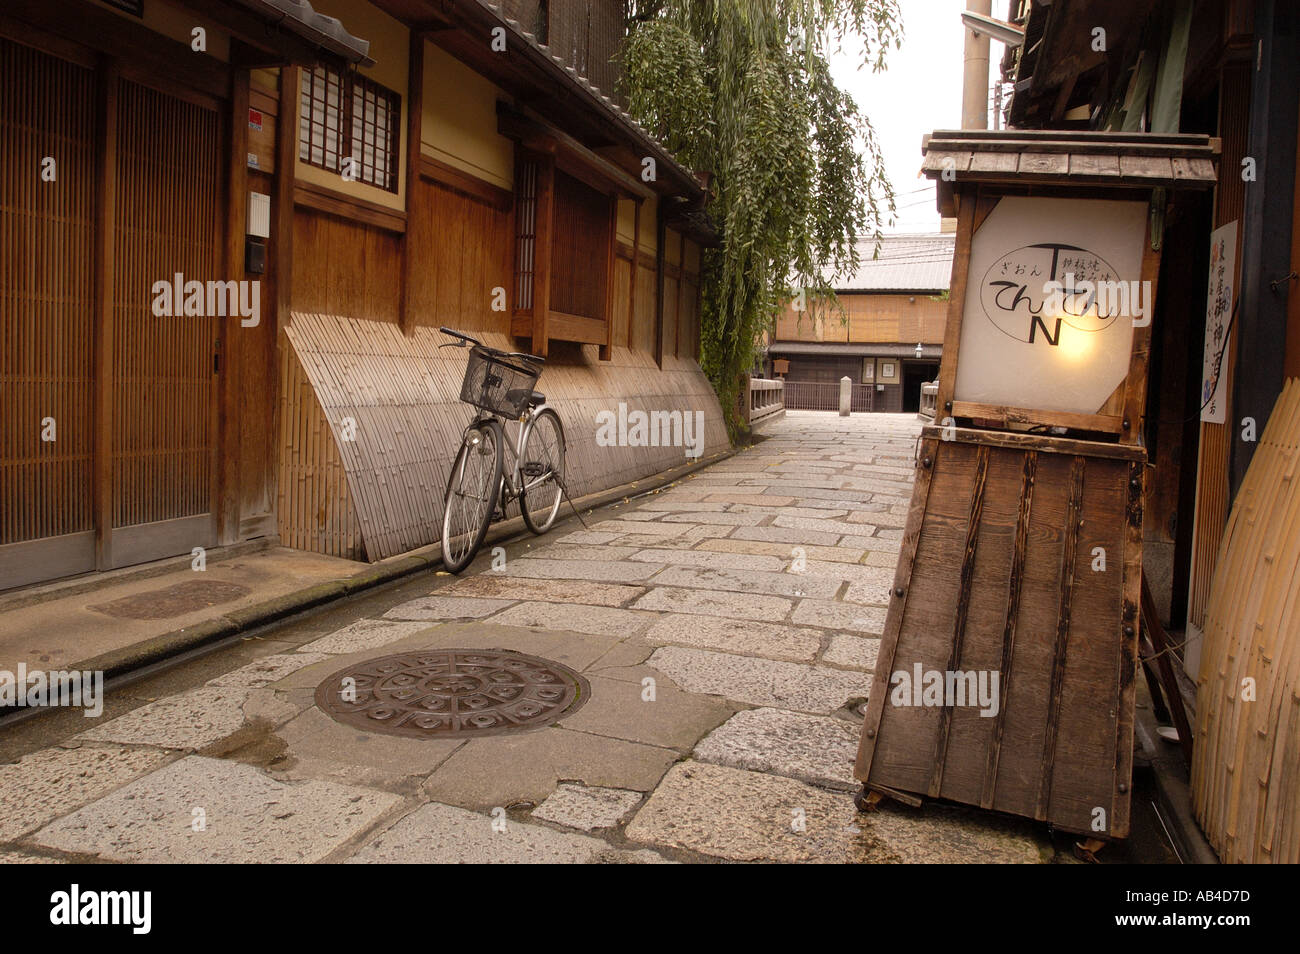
top-left (399, 31), bottom-right (424, 336)
top-left (600, 194), bottom-right (615, 360)
top-left (217, 65), bottom-right (250, 545)
top-left (626, 198), bottom-right (641, 350)
top-left (532, 154), bottom-right (555, 357)
top-left (92, 57), bottom-right (119, 569)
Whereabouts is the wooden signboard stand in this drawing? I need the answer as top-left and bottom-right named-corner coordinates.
top-left (854, 131), bottom-right (1219, 843)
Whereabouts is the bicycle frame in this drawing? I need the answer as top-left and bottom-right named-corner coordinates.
top-left (455, 403), bottom-right (561, 516)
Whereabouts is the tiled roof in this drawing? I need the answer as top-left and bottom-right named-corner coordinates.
top-left (828, 233), bottom-right (956, 293)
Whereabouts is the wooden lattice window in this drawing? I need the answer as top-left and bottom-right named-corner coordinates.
top-left (514, 157), bottom-right (539, 311)
top-left (298, 65), bottom-right (401, 193)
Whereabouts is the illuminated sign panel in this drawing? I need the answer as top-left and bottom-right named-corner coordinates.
top-left (953, 196), bottom-right (1148, 415)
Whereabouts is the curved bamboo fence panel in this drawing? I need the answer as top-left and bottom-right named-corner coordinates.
top-left (281, 313), bottom-right (729, 561)
top-left (1193, 378), bottom-right (1300, 862)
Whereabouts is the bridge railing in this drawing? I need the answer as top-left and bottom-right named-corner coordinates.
top-left (783, 380), bottom-right (875, 412)
top-left (744, 376), bottom-right (786, 427)
top-left (919, 381), bottom-right (938, 421)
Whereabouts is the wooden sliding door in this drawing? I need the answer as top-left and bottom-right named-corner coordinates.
top-left (0, 36), bottom-right (98, 588)
top-left (108, 79), bottom-right (221, 567)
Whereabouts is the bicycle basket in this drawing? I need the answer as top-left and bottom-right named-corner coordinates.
top-left (459, 346), bottom-right (540, 417)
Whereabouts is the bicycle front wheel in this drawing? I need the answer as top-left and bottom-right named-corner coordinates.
top-left (519, 408), bottom-right (566, 535)
top-left (441, 420), bottom-right (503, 573)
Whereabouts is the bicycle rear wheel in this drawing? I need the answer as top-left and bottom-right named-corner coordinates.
top-left (441, 420), bottom-right (503, 573)
top-left (519, 408), bottom-right (565, 535)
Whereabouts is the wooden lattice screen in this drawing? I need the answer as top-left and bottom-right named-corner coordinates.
top-left (0, 37), bottom-right (97, 547)
top-left (111, 80), bottom-right (220, 530)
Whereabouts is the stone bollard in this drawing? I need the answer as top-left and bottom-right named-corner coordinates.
top-left (839, 376), bottom-right (851, 416)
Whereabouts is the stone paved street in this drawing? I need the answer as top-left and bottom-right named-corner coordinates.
top-left (0, 412), bottom-right (1066, 863)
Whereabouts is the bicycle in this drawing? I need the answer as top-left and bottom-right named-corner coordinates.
top-left (438, 327), bottom-right (568, 574)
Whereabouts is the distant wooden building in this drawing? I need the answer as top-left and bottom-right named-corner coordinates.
top-left (0, 0), bottom-right (721, 589)
top-left (767, 233), bottom-right (955, 412)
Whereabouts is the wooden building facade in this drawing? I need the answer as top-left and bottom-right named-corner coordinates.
top-left (767, 234), bottom-right (954, 413)
top-left (0, 0), bottom-right (722, 589)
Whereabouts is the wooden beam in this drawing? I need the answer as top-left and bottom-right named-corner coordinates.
top-left (93, 57), bottom-right (119, 569)
top-left (498, 104), bottom-right (656, 200)
top-left (1120, 209), bottom-right (1163, 444)
top-left (929, 444), bottom-right (990, 797)
top-left (654, 197), bottom-right (666, 368)
top-left (400, 32), bottom-right (424, 336)
top-left (600, 197), bottom-right (616, 360)
top-left (626, 199), bottom-right (642, 350)
top-left (935, 193), bottom-right (974, 419)
top-left (982, 450), bottom-right (1037, 808)
top-left (218, 68), bottom-right (251, 544)
top-left (6, 0), bottom-right (228, 99)
top-left (950, 400), bottom-right (1125, 436)
top-left (1037, 455), bottom-right (1087, 818)
top-left (531, 154), bottom-right (555, 357)
top-left (275, 67), bottom-right (300, 335)
top-left (418, 154), bottom-right (512, 211)
top-left (293, 179), bottom-right (407, 233)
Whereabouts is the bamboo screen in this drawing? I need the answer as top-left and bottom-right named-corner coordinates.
top-left (111, 80), bottom-right (219, 528)
top-left (0, 38), bottom-right (97, 546)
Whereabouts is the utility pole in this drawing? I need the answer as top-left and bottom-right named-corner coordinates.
top-left (962, 0), bottom-right (992, 130)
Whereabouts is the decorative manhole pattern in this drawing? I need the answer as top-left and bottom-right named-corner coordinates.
top-left (313, 648), bottom-right (590, 739)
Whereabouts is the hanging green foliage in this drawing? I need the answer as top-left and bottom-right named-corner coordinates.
top-left (621, 0), bottom-right (901, 434)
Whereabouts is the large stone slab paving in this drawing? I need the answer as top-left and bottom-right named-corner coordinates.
top-left (31, 756), bottom-right (401, 863)
top-left (648, 564), bottom-right (841, 600)
top-left (643, 614), bottom-right (821, 662)
top-left (346, 801), bottom-right (665, 863)
top-left (76, 686), bottom-right (254, 751)
top-left (822, 635), bottom-right (881, 672)
top-left (625, 761), bottom-right (893, 863)
top-left (696, 538), bottom-right (867, 564)
top-left (487, 601), bottom-right (659, 637)
top-left (627, 547), bottom-right (787, 572)
top-left (298, 619), bottom-right (435, 654)
top-left (531, 783), bottom-right (644, 831)
top-left (659, 511), bottom-right (769, 526)
top-left (500, 557), bottom-right (662, 583)
top-left (558, 674), bottom-right (733, 751)
top-left (0, 744), bottom-right (174, 842)
top-left (383, 595), bottom-right (516, 621)
top-left (270, 707), bottom-right (465, 789)
top-left (730, 525), bottom-right (842, 547)
top-left (646, 646), bottom-right (867, 714)
top-left (694, 708), bottom-right (859, 790)
top-left (207, 652), bottom-right (332, 688)
top-left (421, 727), bottom-right (679, 811)
top-left (791, 598), bottom-right (888, 634)
top-left (631, 586), bottom-right (791, 622)
top-left (516, 544), bottom-right (643, 562)
top-left (440, 574), bottom-right (645, 607)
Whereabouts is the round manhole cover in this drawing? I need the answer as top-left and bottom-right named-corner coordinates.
top-left (313, 649), bottom-right (590, 739)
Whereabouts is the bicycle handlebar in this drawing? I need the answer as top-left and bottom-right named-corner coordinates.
top-left (439, 326), bottom-right (545, 365)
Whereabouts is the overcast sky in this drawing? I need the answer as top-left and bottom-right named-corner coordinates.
top-left (829, 0), bottom-right (1000, 234)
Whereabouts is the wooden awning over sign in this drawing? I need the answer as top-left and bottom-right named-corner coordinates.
top-left (921, 129), bottom-right (1220, 217)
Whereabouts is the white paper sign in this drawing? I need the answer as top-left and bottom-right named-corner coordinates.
top-left (953, 196), bottom-right (1148, 415)
top-left (1200, 221), bottom-right (1237, 424)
